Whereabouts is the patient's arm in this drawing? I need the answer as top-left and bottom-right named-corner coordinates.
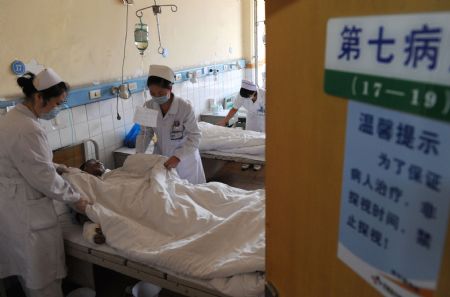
top-left (93, 226), bottom-right (106, 244)
top-left (75, 210), bottom-right (106, 245)
top-left (82, 222), bottom-right (106, 245)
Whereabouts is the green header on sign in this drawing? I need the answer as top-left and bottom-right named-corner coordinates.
top-left (324, 69), bottom-right (450, 123)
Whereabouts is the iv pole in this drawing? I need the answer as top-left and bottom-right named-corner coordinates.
top-left (135, 0), bottom-right (178, 57)
top-left (254, 0), bottom-right (259, 86)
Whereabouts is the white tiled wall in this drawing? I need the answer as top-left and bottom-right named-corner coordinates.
top-left (2, 69), bottom-right (245, 170)
top-left (180, 69), bottom-right (245, 115)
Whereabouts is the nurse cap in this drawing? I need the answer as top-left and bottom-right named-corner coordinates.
top-left (149, 65), bottom-right (175, 83)
top-left (33, 68), bottom-right (63, 91)
top-left (241, 80), bottom-right (257, 92)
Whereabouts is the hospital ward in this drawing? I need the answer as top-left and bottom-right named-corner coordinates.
top-left (0, 1), bottom-right (449, 297)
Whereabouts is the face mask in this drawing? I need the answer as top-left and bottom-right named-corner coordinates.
top-left (153, 94), bottom-right (170, 105)
top-left (240, 92), bottom-right (255, 100)
top-left (40, 106), bottom-right (62, 120)
top-left (241, 94), bottom-right (253, 100)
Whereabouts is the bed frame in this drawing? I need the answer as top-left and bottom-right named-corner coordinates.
top-left (54, 141), bottom-right (230, 297)
top-left (113, 146), bottom-right (265, 169)
top-left (65, 240), bottom-right (228, 297)
top-left (200, 152), bottom-right (264, 165)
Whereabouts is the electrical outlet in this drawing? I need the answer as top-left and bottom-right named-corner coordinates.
top-left (128, 82), bottom-right (138, 91)
top-left (223, 64), bottom-right (229, 71)
top-left (89, 89), bottom-right (101, 100)
top-left (175, 73), bottom-right (182, 81)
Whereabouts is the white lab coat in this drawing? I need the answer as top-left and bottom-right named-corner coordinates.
top-left (0, 104), bottom-right (80, 290)
top-left (233, 88), bottom-right (266, 132)
top-left (136, 95), bottom-right (206, 184)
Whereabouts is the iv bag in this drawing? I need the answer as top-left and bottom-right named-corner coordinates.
top-left (135, 23), bottom-right (149, 55)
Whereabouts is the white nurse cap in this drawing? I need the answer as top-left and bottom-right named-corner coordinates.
top-left (241, 79), bottom-right (257, 91)
top-left (149, 65), bottom-right (175, 83)
top-left (33, 68), bottom-right (63, 91)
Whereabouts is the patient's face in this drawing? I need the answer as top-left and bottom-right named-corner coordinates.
top-left (84, 160), bottom-right (106, 177)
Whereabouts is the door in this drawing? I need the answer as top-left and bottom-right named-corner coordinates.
top-left (266, 1), bottom-right (450, 296)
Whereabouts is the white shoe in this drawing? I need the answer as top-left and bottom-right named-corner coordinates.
top-left (241, 164), bottom-right (250, 171)
top-left (253, 164), bottom-right (262, 171)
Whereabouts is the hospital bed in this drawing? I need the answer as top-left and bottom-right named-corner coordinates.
top-left (197, 122), bottom-right (265, 166)
top-left (54, 141), bottom-right (262, 297)
top-left (114, 146), bottom-right (264, 168)
top-left (60, 214), bottom-right (229, 297)
top-left (200, 151), bottom-right (264, 166)
top-left (113, 121), bottom-right (265, 169)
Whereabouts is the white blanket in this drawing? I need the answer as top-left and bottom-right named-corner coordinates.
top-left (199, 122), bottom-right (265, 156)
top-left (64, 154), bottom-right (265, 297)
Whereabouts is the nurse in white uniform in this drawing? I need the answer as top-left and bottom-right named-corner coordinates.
top-left (217, 79), bottom-right (266, 133)
top-left (136, 65), bottom-right (206, 184)
top-left (217, 79), bottom-right (266, 170)
top-left (0, 69), bottom-right (89, 297)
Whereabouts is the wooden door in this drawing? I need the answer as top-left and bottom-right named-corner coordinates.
top-left (266, 1), bottom-right (450, 296)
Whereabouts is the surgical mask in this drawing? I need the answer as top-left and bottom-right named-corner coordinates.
top-left (153, 94), bottom-right (170, 105)
top-left (40, 106), bottom-right (62, 120)
top-left (240, 92), bottom-right (255, 100)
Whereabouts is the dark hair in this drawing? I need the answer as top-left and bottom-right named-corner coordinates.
top-left (17, 72), bottom-right (70, 105)
top-left (239, 88), bottom-right (256, 98)
top-left (17, 72), bottom-right (37, 98)
top-left (147, 76), bottom-right (173, 89)
top-left (40, 82), bottom-right (70, 102)
top-left (80, 159), bottom-right (96, 171)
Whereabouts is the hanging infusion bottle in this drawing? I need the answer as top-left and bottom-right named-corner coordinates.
top-left (134, 22), bottom-right (149, 55)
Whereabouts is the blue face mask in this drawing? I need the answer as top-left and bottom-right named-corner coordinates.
top-left (153, 94), bottom-right (170, 105)
top-left (40, 105), bottom-right (63, 120)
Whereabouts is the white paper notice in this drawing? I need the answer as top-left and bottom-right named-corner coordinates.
top-left (133, 106), bottom-right (158, 127)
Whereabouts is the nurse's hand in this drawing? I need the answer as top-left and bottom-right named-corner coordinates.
top-left (55, 164), bottom-right (69, 175)
top-left (74, 198), bottom-right (90, 214)
top-left (164, 156), bottom-right (180, 169)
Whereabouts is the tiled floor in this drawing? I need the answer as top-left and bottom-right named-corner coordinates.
top-left (205, 161), bottom-right (265, 190)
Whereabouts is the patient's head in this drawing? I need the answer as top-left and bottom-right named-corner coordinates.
top-left (80, 159), bottom-right (105, 177)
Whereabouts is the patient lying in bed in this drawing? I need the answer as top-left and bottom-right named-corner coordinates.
top-left (62, 154), bottom-right (265, 297)
top-left (80, 159), bottom-right (106, 177)
top-left (66, 159), bottom-right (108, 244)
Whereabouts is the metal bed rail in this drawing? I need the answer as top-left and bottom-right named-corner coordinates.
top-left (64, 240), bottom-right (230, 297)
top-left (200, 152), bottom-right (265, 165)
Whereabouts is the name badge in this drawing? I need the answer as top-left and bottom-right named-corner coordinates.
top-left (170, 120), bottom-right (185, 140)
